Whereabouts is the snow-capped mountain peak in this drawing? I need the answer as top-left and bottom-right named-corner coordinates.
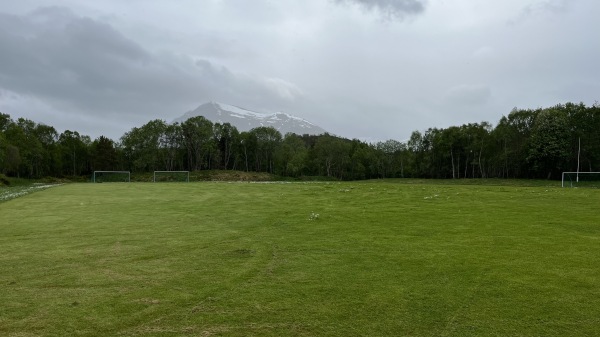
top-left (173, 102), bottom-right (326, 135)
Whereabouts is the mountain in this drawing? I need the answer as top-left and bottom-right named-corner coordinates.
top-left (173, 102), bottom-right (327, 135)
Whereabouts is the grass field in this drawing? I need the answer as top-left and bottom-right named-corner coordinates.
top-left (1, 180), bottom-right (599, 336)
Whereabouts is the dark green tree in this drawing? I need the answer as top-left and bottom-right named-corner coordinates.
top-left (213, 123), bottom-right (240, 170)
top-left (275, 133), bottom-right (308, 177)
top-left (92, 136), bottom-right (119, 171)
top-left (349, 139), bottom-right (376, 180)
top-left (59, 130), bottom-right (91, 176)
top-left (375, 139), bottom-right (405, 178)
top-left (161, 123), bottom-right (184, 171)
top-left (181, 116), bottom-right (214, 170)
top-left (564, 102), bottom-right (600, 172)
top-left (527, 107), bottom-right (571, 179)
top-left (250, 126), bottom-right (282, 173)
top-left (313, 134), bottom-right (351, 179)
top-left (121, 119), bottom-right (169, 172)
top-left (238, 131), bottom-right (257, 172)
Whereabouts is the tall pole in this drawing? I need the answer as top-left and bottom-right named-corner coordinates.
top-left (577, 137), bottom-right (581, 183)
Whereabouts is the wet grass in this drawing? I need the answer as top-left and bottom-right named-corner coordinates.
top-left (0, 180), bottom-right (599, 336)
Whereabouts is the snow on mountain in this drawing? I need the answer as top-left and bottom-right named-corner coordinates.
top-left (173, 102), bottom-right (327, 135)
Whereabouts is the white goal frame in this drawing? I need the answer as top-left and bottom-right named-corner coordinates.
top-left (153, 171), bottom-right (190, 182)
top-left (93, 171), bottom-right (131, 183)
top-left (562, 172), bottom-right (600, 188)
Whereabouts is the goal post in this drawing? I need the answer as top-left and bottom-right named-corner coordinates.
top-left (562, 172), bottom-right (600, 188)
top-left (153, 171), bottom-right (190, 182)
top-left (93, 171), bottom-right (131, 183)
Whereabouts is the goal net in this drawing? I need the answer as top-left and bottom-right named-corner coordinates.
top-left (153, 171), bottom-right (190, 182)
top-left (562, 172), bottom-right (600, 188)
top-left (93, 171), bottom-right (131, 183)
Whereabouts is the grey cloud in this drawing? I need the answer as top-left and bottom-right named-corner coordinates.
top-left (443, 84), bottom-right (492, 107)
top-left (510, 0), bottom-right (570, 24)
top-left (0, 6), bottom-right (303, 134)
top-left (335, 0), bottom-right (427, 19)
top-left (2, 1), bottom-right (597, 143)
top-left (524, 0), bottom-right (569, 15)
top-left (192, 59), bottom-right (303, 109)
top-left (64, 18), bottom-right (149, 62)
top-left (29, 6), bottom-right (81, 26)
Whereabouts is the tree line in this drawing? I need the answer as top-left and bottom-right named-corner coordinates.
top-left (1, 102), bottom-right (599, 180)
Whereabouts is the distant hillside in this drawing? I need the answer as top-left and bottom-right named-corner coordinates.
top-left (173, 102), bottom-right (327, 135)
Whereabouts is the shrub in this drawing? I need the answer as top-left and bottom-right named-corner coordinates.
top-left (0, 173), bottom-right (10, 186)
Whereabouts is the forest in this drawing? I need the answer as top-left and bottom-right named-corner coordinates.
top-left (1, 102), bottom-right (599, 181)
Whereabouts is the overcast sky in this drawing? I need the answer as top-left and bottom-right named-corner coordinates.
top-left (1, 0), bottom-right (598, 142)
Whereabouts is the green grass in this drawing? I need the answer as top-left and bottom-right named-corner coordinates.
top-left (0, 181), bottom-right (599, 336)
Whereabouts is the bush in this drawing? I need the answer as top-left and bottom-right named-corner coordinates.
top-left (0, 173), bottom-right (10, 186)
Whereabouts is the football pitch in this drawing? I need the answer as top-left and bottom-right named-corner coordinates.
top-left (1, 181), bottom-right (599, 336)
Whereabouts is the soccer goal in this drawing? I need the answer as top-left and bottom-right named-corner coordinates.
top-left (562, 172), bottom-right (600, 188)
top-left (93, 171), bottom-right (131, 183)
top-left (153, 171), bottom-right (190, 182)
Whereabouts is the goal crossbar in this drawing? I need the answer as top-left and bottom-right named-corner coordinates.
top-left (153, 171), bottom-right (190, 182)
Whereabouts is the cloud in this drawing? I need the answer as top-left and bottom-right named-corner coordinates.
top-left (0, 6), bottom-right (304, 136)
top-left (192, 59), bottom-right (304, 106)
top-left (444, 84), bottom-right (492, 106)
top-left (510, 0), bottom-right (570, 24)
top-left (1, 0), bottom-right (598, 144)
top-left (334, 0), bottom-right (427, 19)
top-left (471, 46), bottom-right (494, 60)
top-left (264, 78), bottom-right (304, 101)
top-left (524, 0), bottom-right (569, 15)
